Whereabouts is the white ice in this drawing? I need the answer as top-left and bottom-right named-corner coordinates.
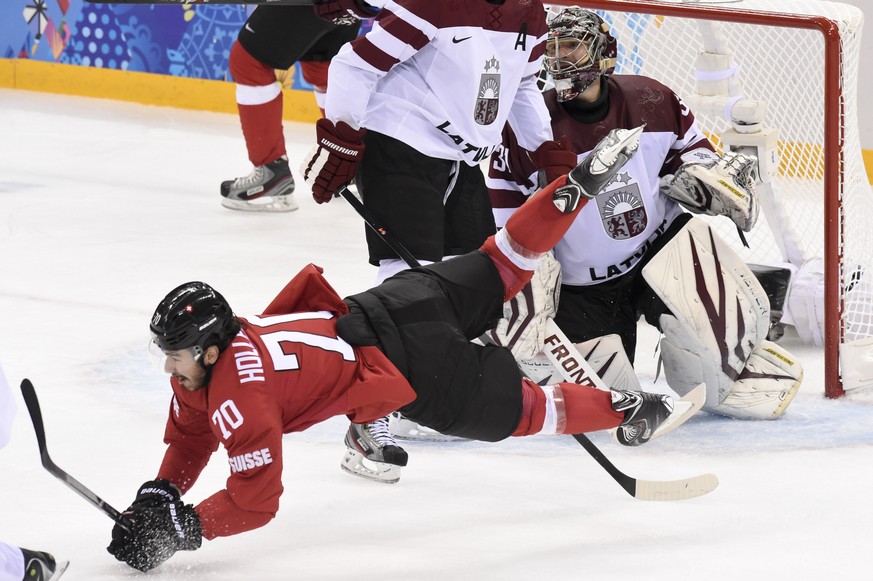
top-left (1, 89), bottom-right (872, 581)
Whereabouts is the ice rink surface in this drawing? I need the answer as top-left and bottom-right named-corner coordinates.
top-left (2, 88), bottom-right (873, 580)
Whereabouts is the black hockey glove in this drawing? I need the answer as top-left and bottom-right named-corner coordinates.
top-left (109, 478), bottom-right (182, 548)
top-left (129, 478), bottom-right (181, 509)
top-left (107, 501), bottom-right (202, 572)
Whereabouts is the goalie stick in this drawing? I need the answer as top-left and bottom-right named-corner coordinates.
top-left (337, 185), bottom-right (718, 501)
top-left (20, 379), bottom-right (133, 531)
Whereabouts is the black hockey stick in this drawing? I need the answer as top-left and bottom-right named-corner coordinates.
top-left (336, 186), bottom-right (420, 268)
top-left (336, 185), bottom-right (717, 500)
top-left (20, 379), bottom-right (133, 531)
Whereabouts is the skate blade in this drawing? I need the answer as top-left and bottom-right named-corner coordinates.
top-left (340, 449), bottom-right (402, 484)
top-left (49, 560), bottom-right (70, 581)
top-left (595, 125), bottom-right (644, 172)
top-left (649, 383), bottom-right (706, 441)
top-left (221, 193), bottom-right (299, 213)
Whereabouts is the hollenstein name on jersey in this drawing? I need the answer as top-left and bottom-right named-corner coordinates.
top-left (231, 330), bottom-right (265, 384)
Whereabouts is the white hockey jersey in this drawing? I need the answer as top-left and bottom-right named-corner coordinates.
top-left (325, 0), bottom-right (553, 166)
top-left (0, 363), bottom-right (15, 448)
top-left (487, 75), bottom-right (714, 285)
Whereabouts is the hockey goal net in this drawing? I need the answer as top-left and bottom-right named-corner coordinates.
top-left (545, 0), bottom-right (870, 397)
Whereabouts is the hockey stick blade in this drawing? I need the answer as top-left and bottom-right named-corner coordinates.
top-left (573, 433), bottom-right (718, 501)
top-left (20, 379), bottom-right (132, 531)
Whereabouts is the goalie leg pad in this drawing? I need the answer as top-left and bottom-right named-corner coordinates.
top-left (517, 333), bottom-right (640, 391)
top-left (486, 251), bottom-right (562, 359)
top-left (660, 318), bottom-right (803, 418)
top-left (710, 340), bottom-right (803, 419)
top-left (658, 313), bottom-right (726, 408)
top-left (643, 217), bottom-right (771, 400)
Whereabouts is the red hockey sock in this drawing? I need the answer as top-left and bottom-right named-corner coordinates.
top-left (559, 383), bottom-right (623, 434)
top-left (481, 176), bottom-right (591, 299)
top-left (503, 175), bottom-right (587, 254)
top-left (512, 380), bottom-right (622, 437)
top-left (480, 236), bottom-right (531, 301)
top-left (512, 380), bottom-right (547, 436)
top-left (229, 41), bottom-right (286, 167)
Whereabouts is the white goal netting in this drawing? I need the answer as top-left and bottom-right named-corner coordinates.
top-left (545, 0), bottom-right (871, 395)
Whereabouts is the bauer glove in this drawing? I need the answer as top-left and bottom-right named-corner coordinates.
top-left (107, 501), bottom-right (202, 572)
top-left (301, 118), bottom-right (366, 204)
top-left (128, 478), bottom-right (181, 509)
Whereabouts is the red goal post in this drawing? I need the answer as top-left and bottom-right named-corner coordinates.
top-left (543, 0), bottom-right (869, 398)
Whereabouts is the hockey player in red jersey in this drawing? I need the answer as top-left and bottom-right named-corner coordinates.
top-left (487, 7), bottom-right (803, 420)
top-left (107, 128), bottom-right (675, 573)
top-left (301, 0), bottom-right (577, 284)
top-left (220, 3), bottom-right (376, 212)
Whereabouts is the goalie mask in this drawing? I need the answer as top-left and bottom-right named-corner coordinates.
top-left (545, 7), bottom-right (617, 102)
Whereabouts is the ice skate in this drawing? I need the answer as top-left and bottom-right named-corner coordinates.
top-left (220, 155), bottom-right (298, 212)
top-left (389, 412), bottom-right (467, 442)
top-left (341, 415), bottom-right (408, 484)
top-left (20, 548), bottom-right (69, 581)
top-left (611, 388), bottom-right (674, 446)
top-left (566, 124), bottom-right (644, 199)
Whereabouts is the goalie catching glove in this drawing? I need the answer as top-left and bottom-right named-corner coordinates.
top-left (661, 149), bottom-right (760, 232)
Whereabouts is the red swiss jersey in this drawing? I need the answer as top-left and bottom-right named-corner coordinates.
top-left (156, 265), bottom-right (416, 539)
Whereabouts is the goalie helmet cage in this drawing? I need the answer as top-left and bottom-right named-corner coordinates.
top-left (543, 0), bottom-right (870, 398)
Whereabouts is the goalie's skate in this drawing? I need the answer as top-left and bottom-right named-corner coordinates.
top-left (388, 412), bottom-right (467, 442)
top-left (567, 124), bottom-right (644, 198)
top-left (341, 416), bottom-right (408, 484)
top-left (220, 155), bottom-right (298, 213)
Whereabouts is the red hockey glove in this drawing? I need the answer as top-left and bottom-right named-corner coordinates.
top-left (314, 0), bottom-right (379, 25)
top-left (301, 118), bottom-right (366, 204)
top-left (529, 137), bottom-right (578, 186)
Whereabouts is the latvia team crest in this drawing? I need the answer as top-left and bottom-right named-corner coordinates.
top-left (594, 179), bottom-right (648, 240)
top-left (474, 56), bottom-right (501, 125)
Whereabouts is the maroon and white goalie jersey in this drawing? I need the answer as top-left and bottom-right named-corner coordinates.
top-left (325, 0), bottom-right (552, 166)
top-left (487, 75), bottom-right (715, 285)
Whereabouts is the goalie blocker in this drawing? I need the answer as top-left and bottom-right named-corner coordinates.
top-left (643, 218), bottom-right (803, 419)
